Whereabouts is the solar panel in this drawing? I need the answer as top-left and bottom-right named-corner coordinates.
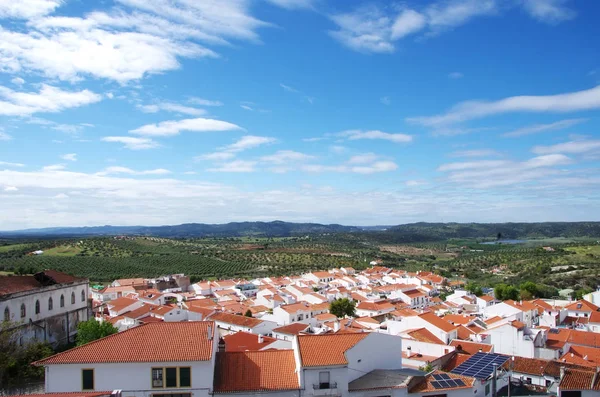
top-left (430, 378), bottom-right (467, 390)
top-left (451, 352), bottom-right (509, 380)
top-left (432, 373), bottom-right (452, 381)
top-left (431, 381), bottom-right (442, 389)
top-left (453, 379), bottom-right (466, 387)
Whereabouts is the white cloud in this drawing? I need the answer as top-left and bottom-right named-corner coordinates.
top-left (405, 180), bottom-right (428, 187)
top-left (130, 117), bottom-right (242, 137)
top-left (195, 152), bottom-right (236, 161)
top-left (391, 9), bottom-right (427, 39)
top-left (450, 149), bottom-right (500, 158)
top-left (523, 153), bottom-right (571, 168)
top-left (380, 96), bottom-right (391, 105)
top-left (240, 104), bottom-right (254, 111)
top-left (260, 150), bottom-right (314, 164)
top-left (137, 102), bottom-right (207, 116)
top-left (10, 77), bottom-right (25, 86)
top-left (303, 137), bottom-right (326, 142)
top-left (101, 136), bottom-right (160, 150)
top-left (53, 193), bottom-right (69, 199)
top-left (188, 97), bottom-right (223, 106)
top-left (409, 85), bottom-right (600, 126)
top-left (265, 0), bottom-right (314, 9)
top-left (448, 72), bottom-right (463, 79)
top-left (347, 153), bottom-right (379, 164)
top-left (502, 118), bottom-right (587, 137)
top-left (221, 135), bottom-right (277, 153)
top-left (0, 130), bottom-right (12, 141)
top-left (207, 160), bottom-right (257, 173)
top-left (0, 0), bottom-right (62, 20)
top-left (521, 0), bottom-right (575, 24)
top-left (329, 145), bottom-right (348, 154)
top-left (0, 161), bottom-right (25, 167)
top-left (280, 83), bottom-right (299, 93)
top-left (338, 129), bottom-right (413, 143)
top-left (438, 160), bottom-right (508, 172)
top-left (0, 84), bottom-right (101, 116)
top-left (301, 164), bottom-right (349, 173)
top-left (351, 161), bottom-right (398, 174)
top-left (60, 153), bottom-right (77, 162)
top-left (532, 139), bottom-right (600, 155)
top-left (96, 166), bottom-right (171, 176)
top-left (3, 186), bottom-right (18, 192)
top-left (329, 0), bottom-right (571, 54)
top-left (42, 164), bottom-right (66, 171)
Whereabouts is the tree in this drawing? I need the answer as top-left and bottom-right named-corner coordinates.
top-left (494, 283), bottom-right (520, 301)
top-left (466, 282), bottom-right (483, 297)
top-left (244, 309), bottom-right (253, 317)
top-left (419, 363), bottom-right (434, 373)
top-left (329, 298), bottom-right (356, 318)
top-left (76, 319), bottom-right (118, 346)
top-left (520, 282), bottom-right (539, 299)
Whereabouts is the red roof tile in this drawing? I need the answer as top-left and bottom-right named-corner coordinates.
top-left (450, 340), bottom-right (493, 354)
top-left (208, 311), bottom-right (264, 328)
top-left (214, 350), bottom-right (299, 392)
top-left (404, 328), bottom-right (444, 344)
top-left (419, 312), bottom-right (457, 333)
top-left (565, 299), bottom-right (600, 312)
top-left (409, 370), bottom-right (475, 393)
top-left (272, 323), bottom-right (310, 335)
top-left (35, 322), bottom-right (214, 365)
top-left (223, 331), bottom-right (276, 352)
top-left (560, 368), bottom-right (600, 391)
top-left (297, 333), bottom-right (368, 367)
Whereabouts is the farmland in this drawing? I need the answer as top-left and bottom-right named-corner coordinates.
top-left (0, 233), bottom-right (599, 292)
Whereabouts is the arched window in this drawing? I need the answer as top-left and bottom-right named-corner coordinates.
top-left (3, 307), bottom-right (9, 322)
top-left (35, 300), bottom-right (40, 314)
top-left (20, 303), bottom-right (26, 318)
top-left (81, 289), bottom-right (86, 302)
top-left (48, 297), bottom-right (53, 311)
top-left (71, 292), bottom-right (75, 304)
top-left (60, 294), bottom-right (65, 308)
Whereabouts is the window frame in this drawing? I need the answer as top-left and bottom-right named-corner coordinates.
top-left (151, 367), bottom-right (192, 389)
top-left (60, 294), bottom-right (65, 308)
top-left (165, 367), bottom-right (178, 388)
top-left (48, 297), bottom-right (53, 311)
top-left (81, 368), bottom-right (95, 391)
top-left (178, 367), bottom-right (191, 388)
top-left (20, 303), bottom-right (26, 318)
top-left (4, 307), bottom-right (9, 322)
top-left (81, 289), bottom-right (86, 302)
top-left (35, 300), bottom-right (40, 315)
top-left (152, 367), bottom-right (164, 389)
top-left (71, 292), bottom-right (76, 304)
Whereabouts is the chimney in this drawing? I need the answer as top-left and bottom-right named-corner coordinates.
top-left (333, 321), bottom-right (340, 332)
top-left (218, 337), bottom-right (225, 353)
top-left (258, 334), bottom-right (264, 344)
top-left (560, 366), bottom-right (566, 380)
top-left (207, 325), bottom-right (213, 340)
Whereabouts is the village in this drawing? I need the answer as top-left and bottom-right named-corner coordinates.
top-left (3, 264), bottom-right (600, 397)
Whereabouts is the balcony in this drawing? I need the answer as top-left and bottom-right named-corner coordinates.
top-left (312, 382), bottom-right (338, 396)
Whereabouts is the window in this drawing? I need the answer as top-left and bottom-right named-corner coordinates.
top-left (3, 307), bottom-right (9, 321)
top-left (82, 369), bottom-right (94, 390)
top-left (71, 292), bottom-right (76, 304)
top-left (81, 289), bottom-right (86, 302)
top-left (166, 368), bottom-right (177, 388)
top-left (35, 300), bottom-right (40, 314)
top-left (152, 368), bottom-right (164, 388)
top-left (319, 371), bottom-right (330, 389)
top-left (48, 297), bottom-right (53, 311)
top-left (179, 368), bottom-right (191, 388)
top-left (20, 303), bottom-right (26, 318)
top-left (485, 383), bottom-right (490, 396)
top-left (152, 367), bottom-right (191, 389)
top-left (60, 295), bottom-right (65, 308)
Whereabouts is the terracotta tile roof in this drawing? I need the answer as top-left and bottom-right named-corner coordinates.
top-left (214, 350), bottom-right (299, 392)
top-left (403, 289), bottom-right (427, 298)
top-left (114, 278), bottom-right (146, 286)
top-left (484, 316), bottom-right (503, 326)
top-left (589, 311), bottom-right (600, 323)
top-left (40, 270), bottom-right (86, 284)
top-left (138, 315), bottom-right (163, 324)
top-left (106, 297), bottom-right (139, 312)
top-left (478, 295), bottom-right (495, 302)
top-left (187, 306), bottom-right (216, 318)
top-left (444, 314), bottom-right (475, 325)
top-left (0, 270), bottom-right (85, 296)
top-left (565, 299), bottom-right (600, 312)
top-left (297, 333), bottom-right (368, 367)
top-left (561, 345), bottom-right (600, 367)
top-left (559, 368), bottom-right (600, 391)
top-left (442, 352), bottom-right (472, 371)
top-left (357, 301), bottom-right (395, 311)
top-left (311, 271), bottom-right (332, 278)
top-left (278, 302), bottom-right (311, 313)
top-left (35, 322), bottom-right (215, 365)
top-left (315, 313), bottom-right (337, 322)
top-left (409, 370), bottom-right (475, 393)
top-left (123, 304), bottom-right (154, 319)
top-left (208, 311), bottom-right (264, 328)
top-left (456, 325), bottom-right (475, 340)
top-left (404, 328), bottom-right (444, 344)
top-left (355, 316), bottom-right (380, 324)
top-left (273, 323), bottom-right (310, 335)
top-left (567, 329), bottom-right (600, 348)
top-left (419, 312), bottom-right (457, 333)
top-left (505, 300), bottom-right (538, 312)
top-left (450, 340), bottom-right (493, 354)
top-left (544, 360), bottom-right (596, 378)
top-left (223, 331), bottom-right (276, 352)
top-left (391, 308), bottom-right (419, 318)
top-left (510, 320), bottom-right (526, 330)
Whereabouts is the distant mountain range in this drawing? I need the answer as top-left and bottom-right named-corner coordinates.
top-left (1, 221), bottom-right (599, 240)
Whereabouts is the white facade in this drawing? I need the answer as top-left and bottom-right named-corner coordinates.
top-left (1, 276), bottom-right (89, 345)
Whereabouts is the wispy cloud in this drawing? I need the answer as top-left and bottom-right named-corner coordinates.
top-left (260, 150), bottom-right (314, 164)
top-left (0, 85), bottom-right (101, 116)
top-left (60, 153), bottom-right (77, 162)
top-left (207, 160), bottom-right (257, 173)
top-left (380, 96), bottom-right (391, 105)
top-left (195, 152), bottom-right (236, 161)
top-left (280, 83), bottom-right (299, 93)
top-left (265, 0), bottom-right (315, 9)
top-left (0, 130), bottom-right (12, 141)
top-left (338, 130), bottom-right (413, 143)
top-left (221, 135), bottom-right (277, 152)
top-left (532, 139), bottom-right (600, 155)
top-left (0, 161), bottom-right (25, 167)
top-left (301, 161), bottom-right (398, 174)
top-left (347, 153), bottom-right (379, 164)
top-left (502, 118), bottom-right (587, 137)
top-left (130, 117), bottom-right (243, 137)
top-left (96, 166), bottom-right (171, 176)
top-left (188, 97), bottom-right (223, 107)
top-left (280, 83), bottom-right (314, 104)
top-left (450, 149), bottom-right (500, 158)
top-left (0, 0), bottom-right (62, 19)
top-left (42, 164), bottom-right (66, 171)
top-left (521, 0), bottom-right (576, 24)
top-left (137, 102), bottom-right (207, 116)
top-left (409, 85), bottom-right (600, 127)
top-left (448, 72), bottom-right (463, 79)
top-left (101, 136), bottom-right (160, 150)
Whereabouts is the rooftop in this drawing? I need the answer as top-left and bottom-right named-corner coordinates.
top-left (223, 331), bottom-right (276, 352)
top-left (35, 322), bottom-right (215, 365)
top-left (208, 311), bottom-right (264, 328)
top-left (0, 270), bottom-right (85, 296)
top-left (297, 333), bottom-right (368, 367)
top-left (272, 322), bottom-right (310, 335)
top-left (349, 369), bottom-right (422, 391)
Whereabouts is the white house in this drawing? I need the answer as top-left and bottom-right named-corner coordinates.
top-left (0, 270), bottom-right (90, 345)
top-left (355, 301), bottom-right (395, 317)
top-left (387, 312), bottom-right (458, 344)
top-left (208, 311), bottom-right (277, 335)
top-left (272, 302), bottom-right (313, 325)
top-left (35, 322), bottom-right (218, 397)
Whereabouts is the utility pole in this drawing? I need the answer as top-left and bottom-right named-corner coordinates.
top-left (492, 364), bottom-right (498, 397)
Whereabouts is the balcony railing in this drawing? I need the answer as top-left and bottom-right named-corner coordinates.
top-left (313, 382), bottom-right (337, 390)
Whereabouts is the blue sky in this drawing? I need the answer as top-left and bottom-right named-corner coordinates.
top-left (0, 0), bottom-right (599, 229)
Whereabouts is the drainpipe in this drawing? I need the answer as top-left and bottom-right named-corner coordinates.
top-left (492, 364), bottom-right (498, 397)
